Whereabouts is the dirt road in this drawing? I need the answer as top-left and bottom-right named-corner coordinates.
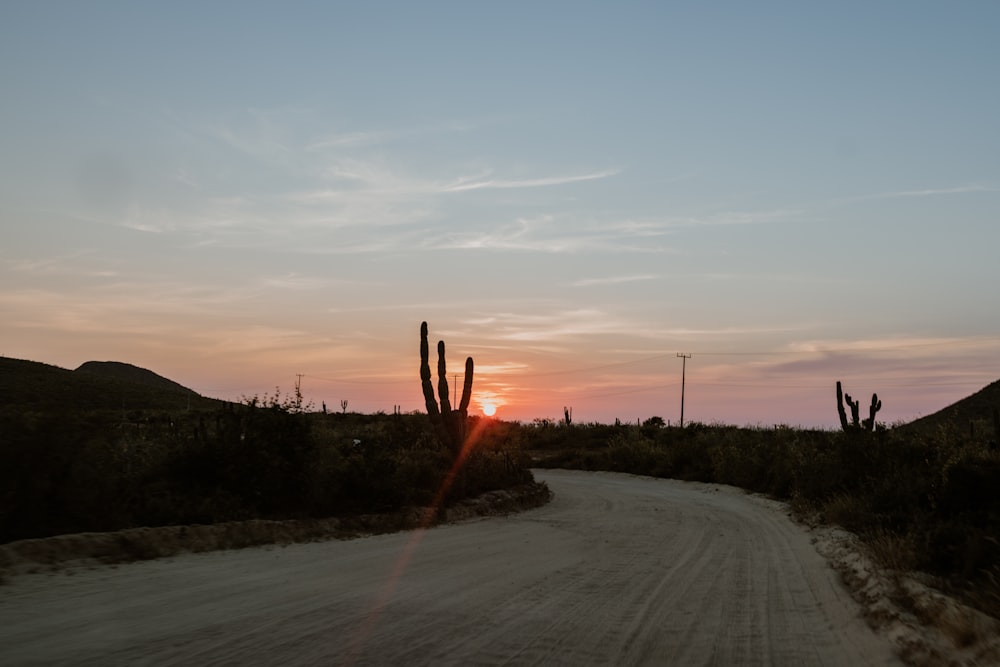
top-left (0, 470), bottom-right (899, 665)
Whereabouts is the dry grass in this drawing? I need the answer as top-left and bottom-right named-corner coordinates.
top-left (864, 528), bottom-right (920, 573)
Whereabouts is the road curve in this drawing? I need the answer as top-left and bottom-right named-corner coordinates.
top-left (0, 470), bottom-right (900, 666)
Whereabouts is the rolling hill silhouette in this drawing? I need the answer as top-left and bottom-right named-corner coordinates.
top-left (75, 360), bottom-right (198, 396)
top-left (0, 357), bottom-right (221, 412)
top-left (901, 378), bottom-right (1000, 436)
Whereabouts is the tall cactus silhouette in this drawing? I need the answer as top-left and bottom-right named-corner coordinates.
top-left (864, 393), bottom-right (882, 431)
top-left (420, 321), bottom-right (473, 454)
top-left (836, 381), bottom-right (882, 432)
top-left (836, 381), bottom-right (849, 431)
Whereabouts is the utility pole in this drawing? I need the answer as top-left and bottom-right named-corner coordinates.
top-left (677, 353), bottom-right (691, 428)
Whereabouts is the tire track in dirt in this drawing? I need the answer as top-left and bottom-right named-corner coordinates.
top-left (0, 470), bottom-right (900, 666)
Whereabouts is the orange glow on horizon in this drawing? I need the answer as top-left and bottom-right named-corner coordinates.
top-left (475, 387), bottom-right (505, 418)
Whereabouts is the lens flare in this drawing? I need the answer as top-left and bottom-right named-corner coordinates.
top-left (343, 416), bottom-right (492, 665)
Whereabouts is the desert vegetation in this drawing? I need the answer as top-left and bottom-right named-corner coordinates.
top-left (0, 353), bottom-right (534, 547)
top-left (0, 398), bottom-right (533, 544)
top-left (3, 351), bottom-right (999, 623)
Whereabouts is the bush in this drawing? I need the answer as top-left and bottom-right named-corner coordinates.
top-left (0, 402), bottom-right (535, 543)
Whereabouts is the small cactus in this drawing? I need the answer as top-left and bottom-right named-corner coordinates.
top-left (845, 392), bottom-right (861, 429)
top-left (866, 393), bottom-right (882, 431)
top-left (836, 381), bottom-right (882, 432)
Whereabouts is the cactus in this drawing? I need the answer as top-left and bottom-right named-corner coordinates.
top-left (564, 406), bottom-right (573, 426)
top-left (836, 381), bottom-right (882, 432)
top-left (866, 393), bottom-right (882, 431)
top-left (420, 321), bottom-right (474, 454)
top-left (844, 392), bottom-right (861, 429)
top-left (836, 381), bottom-right (849, 431)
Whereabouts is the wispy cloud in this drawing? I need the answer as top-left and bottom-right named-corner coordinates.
top-left (464, 308), bottom-right (641, 344)
top-left (259, 273), bottom-right (332, 290)
top-left (5, 252), bottom-right (119, 279)
top-left (440, 169), bottom-right (620, 192)
top-left (304, 117), bottom-right (494, 152)
top-left (171, 168), bottom-right (202, 190)
top-left (115, 110), bottom-right (626, 253)
top-left (787, 335), bottom-right (1000, 355)
top-left (569, 274), bottom-right (658, 287)
top-left (429, 207), bottom-right (804, 255)
top-left (840, 183), bottom-right (997, 204)
top-left (295, 165), bottom-right (619, 199)
top-left (433, 215), bottom-right (568, 253)
top-left (666, 325), bottom-right (812, 337)
top-left (609, 209), bottom-right (803, 233)
top-left (431, 215), bottom-right (673, 254)
top-left (473, 361), bottom-right (531, 375)
top-left (305, 130), bottom-right (392, 150)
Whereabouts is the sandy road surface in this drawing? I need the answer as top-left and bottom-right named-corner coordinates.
top-left (0, 470), bottom-right (899, 666)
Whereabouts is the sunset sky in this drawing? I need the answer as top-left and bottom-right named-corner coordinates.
top-left (3, 2), bottom-right (999, 427)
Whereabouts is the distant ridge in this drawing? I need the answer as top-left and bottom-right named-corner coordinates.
top-left (75, 360), bottom-right (198, 396)
top-left (0, 357), bottom-right (220, 412)
top-left (902, 378), bottom-right (1000, 435)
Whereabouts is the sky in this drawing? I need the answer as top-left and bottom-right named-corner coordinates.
top-left (2, 1), bottom-right (999, 427)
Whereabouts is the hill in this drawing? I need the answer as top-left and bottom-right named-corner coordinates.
top-left (901, 378), bottom-right (1000, 438)
top-left (75, 360), bottom-right (198, 396)
top-left (0, 357), bottom-right (221, 412)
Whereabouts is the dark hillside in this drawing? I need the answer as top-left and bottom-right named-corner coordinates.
top-left (0, 357), bottom-right (220, 412)
top-left (901, 378), bottom-right (1000, 438)
top-left (75, 360), bottom-right (197, 396)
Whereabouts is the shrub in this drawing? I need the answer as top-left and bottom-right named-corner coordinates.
top-left (1, 401), bottom-right (536, 543)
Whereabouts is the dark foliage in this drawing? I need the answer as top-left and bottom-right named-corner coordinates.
top-left (0, 396), bottom-right (532, 544)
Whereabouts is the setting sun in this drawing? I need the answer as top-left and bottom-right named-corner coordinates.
top-left (481, 403), bottom-right (497, 417)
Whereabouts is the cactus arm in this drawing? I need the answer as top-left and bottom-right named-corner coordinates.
top-left (420, 322), bottom-right (440, 418)
top-left (836, 381), bottom-right (850, 431)
top-left (437, 341), bottom-right (453, 414)
top-left (845, 392), bottom-right (861, 428)
top-left (458, 356), bottom-right (473, 415)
